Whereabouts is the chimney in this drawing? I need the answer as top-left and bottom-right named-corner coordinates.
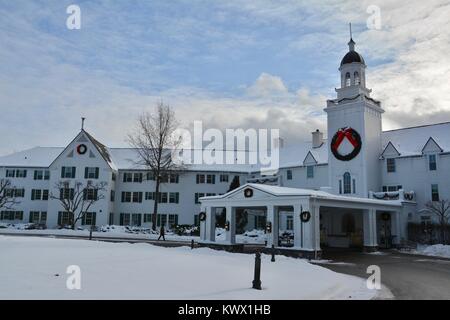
top-left (312, 129), bottom-right (323, 148)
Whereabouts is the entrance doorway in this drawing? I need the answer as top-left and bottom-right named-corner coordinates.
top-left (320, 207), bottom-right (364, 249)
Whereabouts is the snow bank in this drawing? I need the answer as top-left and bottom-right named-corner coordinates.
top-left (413, 244), bottom-right (450, 259)
top-left (0, 236), bottom-right (378, 300)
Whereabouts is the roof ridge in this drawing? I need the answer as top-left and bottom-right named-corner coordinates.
top-left (383, 121), bottom-right (450, 133)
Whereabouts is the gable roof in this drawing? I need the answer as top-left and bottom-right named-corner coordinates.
top-left (381, 121), bottom-right (450, 157)
top-left (421, 137), bottom-right (443, 153)
top-left (380, 141), bottom-right (401, 158)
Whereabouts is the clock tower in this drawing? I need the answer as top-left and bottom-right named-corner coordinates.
top-left (324, 36), bottom-right (384, 198)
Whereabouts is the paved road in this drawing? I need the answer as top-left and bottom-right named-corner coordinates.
top-left (318, 249), bottom-right (450, 300)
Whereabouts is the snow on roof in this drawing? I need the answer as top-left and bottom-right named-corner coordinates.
top-left (201, 183), bottom-right (402, 206)
top-left (0, 147), bottom-right (63, 168)
top-left (382, 122), bottom-right (450, 157)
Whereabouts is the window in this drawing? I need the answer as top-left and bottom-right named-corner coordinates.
top-left (168, 214), bottom-right (178, 227)
top-left (5, 169), bottom-right (15, 178)
top-left (83, 188), bottom-right (98, 201)
top-left (146, 172), bottom-right (155, 181)
top-left (196, 174), bottom-right (205, 184)
top-left (345, 72), bottom-right (351, 87)
top-left (145, 192), bottom-right (155, 200)
top-left (112, 172), bottom-right (116, 181)
top-left (29, 211), bottom-right (41, 223)
top-left (34, 170), bottom-right (43, 180)
top-left (382, 185), bottom-right (403, 192)
top-left (31, 189), bottom-right (42, 201)
top-left (0, 211), bottom-right (23, 221)
top-left (352, 179), bottom-right (356, 194)
top-left (354, 71), bottom-right (360, 85)
top-left (387, 158), bottom-right (396, 173)
top-left (307, 166), bottom-right (314, 179)
top-left (15, 170), bottom-right (27, 178)
top-left (220, 174), bottom-right (229, 182)
top-left (123, 172), bottom-right (133, 182)
top-left (110, 190), bottom-right (115, 202)
top-left (57, 211), bottom-right (74, 226)
top-left (120, 213), bottom-right (130, 226)
top-left (343, 172), bottom-right (351, 194)
top-left (34, 170), bottom-right (49, 180)
top-left (431, 184), bottom-right (439, 202)
top-left (81, 212), bottom-right (96, 226)
top-left (132, 192), bottom-right (143, 203)
top-left (61, 167), bottom-right (76, 179)
top-left (131, 213), bottom-right (142, 226)
top-left (14, 189), bottom-right (25, 198)
top-left (60, 188), bottom-right (74, 200)
top-left (157, 214), bottom-right (167, 227)
top-left (109, 212), bottom-right (114, 225)
top-left (143, 214), bottom-right (152, 223)
top-left (206, 174), bottom-right (215, 184)
top-left (169, 192), bottom-right (179, 204)
top-left (339, 180), bottom-right (342, 194)
top-left (287, 170), bottom-right (292, 180)
top-left (121, 192), bottom-right (132, 203)
top-left (41, 212), bottom-right (47, 222)
top-left (158, 192), bottom-right (168, 203)
top-left (169, 174), bottom-right (179, 183)
top-left (286, 216), bottom-right (293, 231)
top-left (254, 215), bottom-right (266, 230)
top-left (195, 193), bottom-right (205, 204)
top-left (133, 173), bottom-right (143, 183)
top-left (429, 154), bottom-right (437, 171)
top-left (42, 190), bottom-right (49, 201)
top-left (84, 167), bottom-right (99, 179)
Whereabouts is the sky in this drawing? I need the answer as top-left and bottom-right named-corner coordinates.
top-left (0, 0), bottom-right (449, 156)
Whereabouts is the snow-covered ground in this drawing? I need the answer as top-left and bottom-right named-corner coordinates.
top-left (0, 224), bottom-right (268, 244)
top-left (411, 244), bottom-right (450, 259)
top-left (0, 236), bottom-right (380, 300)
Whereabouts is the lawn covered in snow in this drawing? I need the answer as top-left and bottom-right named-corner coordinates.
top-left (0, 236), bottom-right (378, 300)
top-left (412, 244), bottom-right (450, 259)
top-left (0, 224), bottom-right (267, 244)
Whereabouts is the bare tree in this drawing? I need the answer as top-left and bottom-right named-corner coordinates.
top-left (50, 180), bottom-right (108, 230)
top-left (128, 102), bottom-right (185, 230)
top-left (0, 179), bottom-right (19, 210)
top-left (424, 200), bottom-right (450, 244)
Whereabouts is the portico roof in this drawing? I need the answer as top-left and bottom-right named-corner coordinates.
top-left (200, 183), bottom-right (402, 211)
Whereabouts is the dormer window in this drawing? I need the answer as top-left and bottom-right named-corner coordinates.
top-left (428, 154), bottom-right (437, 171)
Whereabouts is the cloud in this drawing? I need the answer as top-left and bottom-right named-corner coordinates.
top-left (246, 73), bottom-right (288, 97)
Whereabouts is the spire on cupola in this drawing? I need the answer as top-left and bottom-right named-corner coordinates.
top-left (348, 23), bottom-right (355, 51)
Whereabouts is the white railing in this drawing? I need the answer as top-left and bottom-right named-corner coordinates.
top-left (369, 189), bottom-right (415, 202)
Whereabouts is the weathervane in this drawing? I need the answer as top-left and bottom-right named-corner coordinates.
top-left (349, 22), bottom-right (353, 39)
top-left (81, 117), bottom-right (85, 130)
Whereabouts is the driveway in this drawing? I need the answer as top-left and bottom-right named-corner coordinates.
top-left (317, 249), bottom-right (450, 299)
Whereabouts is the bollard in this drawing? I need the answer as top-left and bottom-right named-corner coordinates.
top-left (271, 244), bottom-right (275, 262)
top-left (191, 239), bottom-right (195, 250)
top-left (252, 252), bottom-right (262, 290)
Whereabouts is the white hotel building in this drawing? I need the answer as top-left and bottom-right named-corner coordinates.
top-left (1, 38), bottom-right (449, 252)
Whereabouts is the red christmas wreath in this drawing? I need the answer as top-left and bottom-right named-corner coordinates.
top-left (330, 127), bottom-right (362, 161)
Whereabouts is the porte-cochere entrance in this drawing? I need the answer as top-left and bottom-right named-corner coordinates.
top-left (199, 183), bottom-right (406, 258)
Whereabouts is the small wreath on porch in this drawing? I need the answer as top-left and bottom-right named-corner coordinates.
top-left (244, 188), bottom-right (253, 198)
top-left (199, 212), bottom-right (206, 221)
top-left (76, 144), bottom-right (87, 155)
top-left (300, 211), bottom-right (311, 222)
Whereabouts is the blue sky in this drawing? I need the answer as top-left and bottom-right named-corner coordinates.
top-left (0, 0), bottom-right (449, 155)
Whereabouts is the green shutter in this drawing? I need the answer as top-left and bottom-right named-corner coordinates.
top-left (84, 167), bottom-right (88, 179)
top-left (95, 167), bottom-right (99, 179)
top-left (61, 167), bottom-right (64, 178)
top-left (72, 167), bottom-right (76, 178)
top-left (58, 212), bottom-right (62, 225)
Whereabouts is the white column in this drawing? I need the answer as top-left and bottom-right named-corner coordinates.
top-left (225, 206), bottom-right (236, 244)
top-left (266, 205), bottom-right (278, 247)
top-left (391, 210), bottom-right (401, 246)
top-left (363, 209), bottom-right (378, 249)
top-left (293, 204), bottom-right (302, 248)
top-left (200, 206), bottom-right (207, 241)
top-left (205, 206), bottom-right (215, 242)
top-left (312, 205), bottom-right (321, 251)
